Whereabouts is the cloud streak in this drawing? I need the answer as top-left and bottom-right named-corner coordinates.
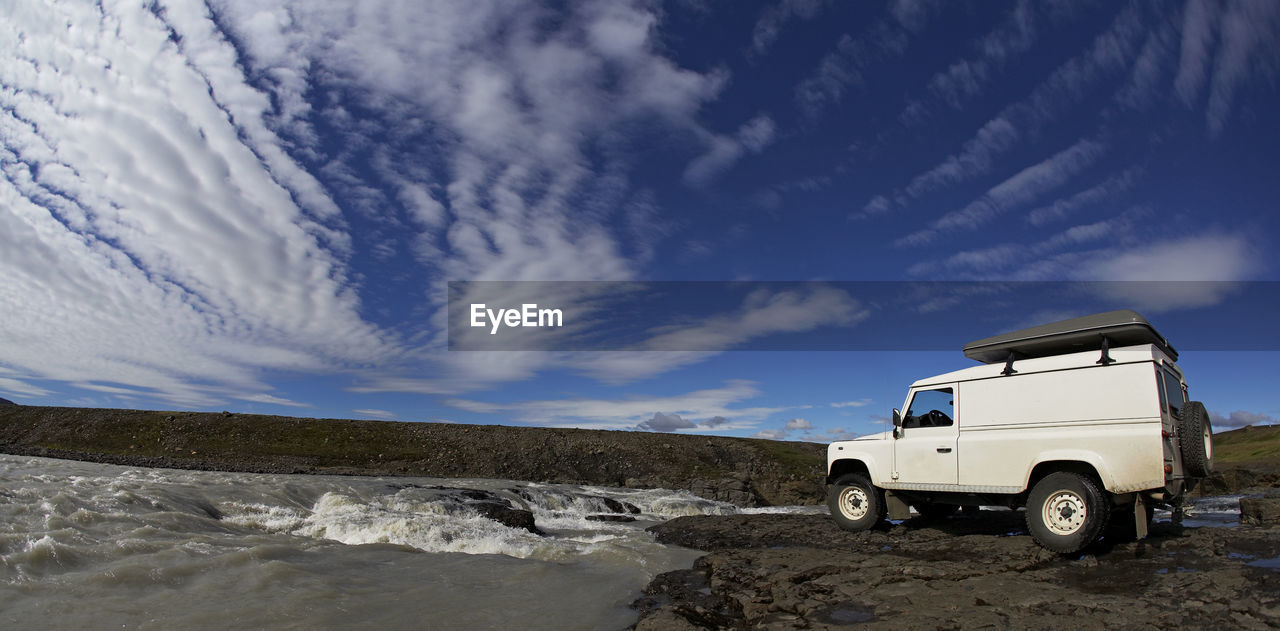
top-left (444, 380), bottom-right (787, 431)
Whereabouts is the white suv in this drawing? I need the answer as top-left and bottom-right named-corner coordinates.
top-left (826, 310), bottom-right (1213, 553)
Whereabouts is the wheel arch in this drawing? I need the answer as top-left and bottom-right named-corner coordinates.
top-left (827, 458), bottom-right (870, 484)
top-left (1025, 459), bottom-right (1106, 495)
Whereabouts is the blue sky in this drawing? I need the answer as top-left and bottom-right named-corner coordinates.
top-left (1, 0), bottom-right (1278, 440)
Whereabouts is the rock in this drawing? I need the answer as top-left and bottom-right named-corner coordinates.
top-left (467, 500), bottom-right (543, 535)
top-left (1200, 468), bottom-right (1260, 495)
top-left (689, 476), bottom-right (757, 506)
top-left (634, 512), bottom-right (1280, 629)
top-left (586, 514), bottom-right (636, 523)
top-left (1240, 495), bottom-right (1280, 525)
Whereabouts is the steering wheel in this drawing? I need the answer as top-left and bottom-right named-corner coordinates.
top-left (926, 409), bottom-right (950, 426)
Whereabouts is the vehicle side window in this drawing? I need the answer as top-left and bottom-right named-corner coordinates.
top-left (1162, 369), bottom-right (1185, 416)
top-left (904, 388), bottom-right (954, 428)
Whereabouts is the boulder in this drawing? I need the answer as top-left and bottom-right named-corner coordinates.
top-left (468, 500), bottom-right (543, 535)
top-left (1201, 468), bottom-right (1260, 495)
top-left (1240, 493), bottom-right (1280, 525)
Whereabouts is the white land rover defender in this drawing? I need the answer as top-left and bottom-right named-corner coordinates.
top-left (826, 310), bottom-right (1214, 553)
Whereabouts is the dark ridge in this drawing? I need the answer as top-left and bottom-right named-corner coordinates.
top-left (0, 405), bottom-right (826, 506)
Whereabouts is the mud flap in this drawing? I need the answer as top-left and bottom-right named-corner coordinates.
top-left (885, 491), bottom-right (911, 520)
top-left (1135, 494), bottom-right (1148, 540)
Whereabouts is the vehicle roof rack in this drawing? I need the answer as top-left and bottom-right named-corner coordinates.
top-left (962, 309), bottom-right (1178, 365)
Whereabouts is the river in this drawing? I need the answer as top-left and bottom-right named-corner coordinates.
top-left (0, 454), bottom-right (819, 629)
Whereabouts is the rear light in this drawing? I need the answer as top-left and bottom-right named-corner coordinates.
top-left (1161, 429), bottom-right (1169, 438)
top-left (1164, 464), bottom-right (1173, 474)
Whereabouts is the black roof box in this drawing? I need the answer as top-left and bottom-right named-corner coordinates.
top-left (963, 309), bottom-right (1177, 364)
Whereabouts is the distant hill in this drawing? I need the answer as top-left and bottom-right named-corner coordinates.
top-left (1214, 424), bottom-right (1280, 466)
top-left (0, 405), bottom-right (826, 506)
top-left (0, 397), bottom-right (15, 406)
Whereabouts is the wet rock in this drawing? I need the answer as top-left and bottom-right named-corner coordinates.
top-left (1241, 494), bottom-right (1280, 525)
top-left (586, 514), bottom-right (636, 523)
top-left (635, 512), bottom-right (1280, 629)
top-left (631, 565), bottom-right (746, 631)
top-left (592, 495), bottom-right (641, 514)
top-left (467, 500), bottom-right (543, 535)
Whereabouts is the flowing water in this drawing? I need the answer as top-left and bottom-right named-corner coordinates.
top-left (0, 454), bottom-right (818, 629)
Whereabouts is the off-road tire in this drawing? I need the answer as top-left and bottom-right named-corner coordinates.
top-left (1179, 401), bottom-right (1214, 477)
top-left (1026, 472), bottom-right (1110, 554)
top-left (828, 473), bottom-right (884, 531)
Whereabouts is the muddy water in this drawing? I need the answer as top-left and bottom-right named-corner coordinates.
top-left (0, 454), bottom-right (796, 629)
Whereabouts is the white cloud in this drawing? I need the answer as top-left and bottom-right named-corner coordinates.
top-left (795, 14), bottom-right (921, 118)
top-left (353, 408), bottom-right (397, 419)
top-left (0, 0), bottom-right (395, 407)
top-left (751, 0), bottom-right (828, 56)
top-left (857, 195), bottom-right (893, 219)
top-left (895, 5), bottom-right (1142, 201)
top-left (0, 377), bottom-right (53, 398)
top-left (1175, 0), bottom-right (1219, 105)
top-left (234, 393), bottom-right (313, 408)
top-left (784, 418), bottom-right (812, 430)
top-left (1205, 1), bottom-right (1280, 135)
top-left (0, 0), bottom-right (752, 405)
top-left (1070, 235), bottom-right (1258, 312)
top-left (903, 117), bottom-right (1020, 198)
top-left (1172, 0), bottom-right (1280, 134)
top-left (831, 399), bottom-right (872, 408)
top-left (899, 136), bottom-right (1106, 245)
top-left (684, 114), bottom-right (777, 185)
top-left (1075, 234), bottom-right (1256, 283)
top-left (752, 429), bottom-right (790, 440)
top-left (641, 285), bottom-right (867, 351)
top-left (926, 0), bottom-right (1037, 110)
top-left (444, 380), bottom-right (786, 430)
top-left (1026, 169), bottom-right (1140, 225)
top-left (1211, 409), bottom-right (1277, 429)
top-left (921, 206), bottom-right (1149, 277)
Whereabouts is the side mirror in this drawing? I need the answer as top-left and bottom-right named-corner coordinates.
top-left (891, 409), bottom-right (902, 439)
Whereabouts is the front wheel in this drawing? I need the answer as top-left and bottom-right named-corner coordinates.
top-left (827, 473), bottom-right (884, 531)
top-left (1026, 472), bottom-right (1110, 553)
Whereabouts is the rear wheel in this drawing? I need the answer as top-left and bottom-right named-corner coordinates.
top-left (1179, 401), bottom-right (1214, 477)
top-left (1026, 472), bottom-right (1110, 553)
top-left (827, 474), bottom-right (884, 531)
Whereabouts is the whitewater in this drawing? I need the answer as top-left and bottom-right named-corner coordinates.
top-left (0, 454), bottom-right (822, 629)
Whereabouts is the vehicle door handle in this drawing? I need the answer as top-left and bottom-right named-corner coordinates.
top-left (937, 447), bottom-right (952, 453)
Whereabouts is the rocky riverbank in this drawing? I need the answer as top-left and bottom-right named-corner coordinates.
top-left (631, 511), bottom-right (1280, 629)
top-left (0, 405), bottom-right (825, 506)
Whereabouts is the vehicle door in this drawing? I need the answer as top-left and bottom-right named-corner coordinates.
top-left (893, 385), bottom-right (959, 485)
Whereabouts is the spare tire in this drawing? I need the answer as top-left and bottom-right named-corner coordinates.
top-left (1179, 401), bottom-right (1213, 477)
